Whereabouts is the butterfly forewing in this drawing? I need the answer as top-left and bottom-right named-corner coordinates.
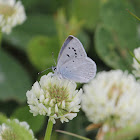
top-left (57, 35), bottom-right (87, 69)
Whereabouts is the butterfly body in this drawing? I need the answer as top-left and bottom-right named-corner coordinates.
top-left (53, 35), bottom-right (96, 83)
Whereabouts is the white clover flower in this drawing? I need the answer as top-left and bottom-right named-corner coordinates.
top-left (0, 119), bottom-right (36, 140)
top-left (82, 70), bottom-right (140, 129)
top-left (0, 0), bottom-right (26, 34)
top-left (26, 72), bottom-right (82, 124)
top-left (132, 47), bottom-right (140, 78)
top-left (0, 124), bottom-right (13, 140)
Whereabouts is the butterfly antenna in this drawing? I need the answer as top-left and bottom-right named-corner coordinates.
top-left (38, 67), bottom-right (52, 75)
top-left (52, 52), bottom-right (56, 65)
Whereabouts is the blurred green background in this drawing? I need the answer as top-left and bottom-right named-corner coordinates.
top-left (0, 0), bottom-right (140, 139)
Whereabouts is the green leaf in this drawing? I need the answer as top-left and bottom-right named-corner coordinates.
top-left (0, 49), bottom-right (31, 102)
top-left (95, 0), bottom-right (139, 70)
top-left (68, 0), bottom-right (100, 30)
top-left (100, 0), bottom-right (136, 31)
top-left (3, 14), bottom-right (57, 51)
top-left (27, 36), bottom-right (59, 70)
top-left (11, 106), bottom-right (45, 133)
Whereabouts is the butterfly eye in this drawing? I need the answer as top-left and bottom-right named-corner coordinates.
top-left (52, 67), bottom-right (57, 72)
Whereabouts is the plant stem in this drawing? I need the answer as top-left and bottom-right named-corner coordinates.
top-left (56, 130), bottom-right (91, 140)
top-left (126, 9), bottom-right (140, 21)
top-left (0, 29), bottom-right (2, 47)
top-left (44, 119), bottom-right (53, 140)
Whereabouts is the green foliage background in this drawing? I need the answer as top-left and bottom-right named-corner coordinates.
top-left (0, 0), bottom-right (140, 139)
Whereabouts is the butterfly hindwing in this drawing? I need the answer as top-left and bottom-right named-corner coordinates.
top-left (59, 57), bottom-right (96, 83)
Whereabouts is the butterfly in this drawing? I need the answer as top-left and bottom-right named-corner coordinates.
top-left (52, 35), bottom-right (97, 83)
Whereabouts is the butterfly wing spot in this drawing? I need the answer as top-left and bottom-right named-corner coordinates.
top-left (72, 47), bottom-right (77, 52)
top-left (67, 54), bottom-right (70, 57)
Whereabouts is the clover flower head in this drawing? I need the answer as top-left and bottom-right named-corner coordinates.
top-left (13, 119), bottom-right (36, 140)
top-left (0, 124), bottom-right (14, 140)
top-left (0, 0), bottom-right (26, 34)
top-left (0, 119), bottom-right (36, 140)
top-left (132, 47), bottom-right (140, 78)
top-left (26, 72), bottom-right (82, 124)
top-left (82, 70), bottom-right (140, 129)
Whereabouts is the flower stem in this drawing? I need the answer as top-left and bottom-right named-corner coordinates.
top-left (0, 29), bottom-right (2, 47)
top-left (44, 119), bottom-right (53, 140)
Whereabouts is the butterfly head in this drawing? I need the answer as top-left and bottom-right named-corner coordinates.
top-left (52, 66), bottom-right (57, 73)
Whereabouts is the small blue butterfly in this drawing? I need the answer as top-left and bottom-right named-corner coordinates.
top-left (52, 35), bottom-right (97, 83)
